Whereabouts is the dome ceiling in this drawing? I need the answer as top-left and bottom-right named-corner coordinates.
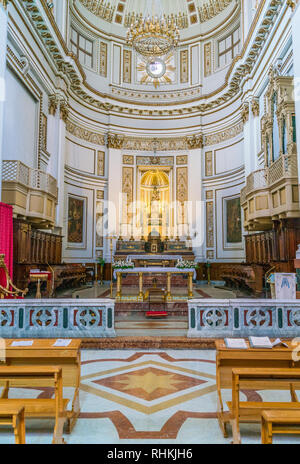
top-left (78, 0), bottom-right (235, 30)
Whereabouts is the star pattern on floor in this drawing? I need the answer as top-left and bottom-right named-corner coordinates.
top-left (93, 366), bottom-right (206, 401)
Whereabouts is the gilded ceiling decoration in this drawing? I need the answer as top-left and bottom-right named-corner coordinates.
top-left (137, 54), bottom-right (175, 88)
top-left (77, 0), bottom-right (235, 28)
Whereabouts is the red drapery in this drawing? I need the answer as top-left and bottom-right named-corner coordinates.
top-left (0, 202), bottom-right (13, 287)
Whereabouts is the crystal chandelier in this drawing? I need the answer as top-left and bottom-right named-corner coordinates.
top-left (126, 1), bottom-right (180, 58)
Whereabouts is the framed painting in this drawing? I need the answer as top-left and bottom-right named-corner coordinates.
top-left (67, 195), bottom-right (86, 248)
top-left (223, 196), bottom-right (242, 247)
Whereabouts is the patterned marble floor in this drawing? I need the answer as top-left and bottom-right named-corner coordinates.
top-left (0, 349), bottom-right (299, 444)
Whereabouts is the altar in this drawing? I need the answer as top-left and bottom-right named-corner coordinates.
top-left (114, 267), bottom-right (196, 302)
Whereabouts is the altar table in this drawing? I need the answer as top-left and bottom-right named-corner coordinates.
top-left (114, 267), bottom-right (196, 301)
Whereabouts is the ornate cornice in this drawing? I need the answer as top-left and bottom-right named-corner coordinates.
top-left (66, 118), bottom-right (243, 150)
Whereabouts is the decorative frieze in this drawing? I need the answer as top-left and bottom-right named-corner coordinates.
top-left (136, 156), bottom-right (174, 166)
top-left (205, 122), bottom-right (243, 146)
top-left (66, 121), bottom-right (105, 145)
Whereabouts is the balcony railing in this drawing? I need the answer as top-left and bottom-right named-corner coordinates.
top-left (2, 160), bottom-right (57, 198)
top-left (267, 154), bottom-right (298, 187)
top-left (241, 168), bottom-right (268, 204)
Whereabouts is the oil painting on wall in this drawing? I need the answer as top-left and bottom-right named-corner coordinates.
top-left (68, 196), bottom-right (85, 244)
top-left (226, 197), bottom-right (242, 243)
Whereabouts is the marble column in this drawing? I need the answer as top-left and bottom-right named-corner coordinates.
top-left (46, 95), bottom-right (68, 233)
top-left (0, 1), bottom-right (8, 201)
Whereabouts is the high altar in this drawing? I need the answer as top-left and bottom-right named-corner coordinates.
top-left (113, 168), bottom-right (196, 301)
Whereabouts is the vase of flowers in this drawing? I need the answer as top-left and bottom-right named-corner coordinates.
top-left (176, 258), bottom-right (198, 270)
top-left (112, 259), bottom-right (135, 270)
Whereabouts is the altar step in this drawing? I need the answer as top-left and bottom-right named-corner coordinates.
top-left (115, 319), bottom-right (188, 337)
top-left (115, 302), bottom-right (188, 316)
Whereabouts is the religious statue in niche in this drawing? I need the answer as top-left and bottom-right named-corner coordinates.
top-left (68, 196), bottom-right (85, 244)
top-left (226, 197), bottom-right (242, 243)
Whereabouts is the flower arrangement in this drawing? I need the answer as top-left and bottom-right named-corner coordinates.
top-left (176, 258), bottom-right (198, 269)
top-left (112, 259), bottom-right (134, 270)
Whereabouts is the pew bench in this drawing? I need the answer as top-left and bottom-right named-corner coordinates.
top-left (2, 339), bottom-right (81, 433)
top-left (215, 339), bottom-right (299, 438)
top-left (261, 410), bottom-right (300, 444)
top-left (0, 405), bottom-right (25, 444)
top-left (0, 366), bottom-right (68, 444)
top-left (228, 367), bottom-right (300, 444)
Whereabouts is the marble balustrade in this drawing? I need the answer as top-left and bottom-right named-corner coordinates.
top-left (0, 299), bottom-right (115, 338)
top-left (188, 299), bottom-right (300, 338)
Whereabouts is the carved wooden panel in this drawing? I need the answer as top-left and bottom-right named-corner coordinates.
top-left (122, 166), bottom-right (134, 223)
top-left (206, 201), bottom-right (214, 248)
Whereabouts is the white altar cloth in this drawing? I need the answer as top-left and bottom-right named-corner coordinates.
top-left (126, 255), bottom-right (183, 261)
top-left (114, 267), bottom-right (196, 280)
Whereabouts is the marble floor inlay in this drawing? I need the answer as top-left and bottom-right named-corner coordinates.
top-left (0, 349), bottom-right (299, 444)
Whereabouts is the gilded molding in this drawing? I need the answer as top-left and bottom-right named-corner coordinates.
top-left (107, 133), bottom-right (125, 149)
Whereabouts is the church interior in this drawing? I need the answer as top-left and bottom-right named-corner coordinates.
top-left (1, 0), bottom-right (300, 446)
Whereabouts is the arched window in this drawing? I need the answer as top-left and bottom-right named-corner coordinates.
top-left (282, 117), bottom-right (287, 155)
top-left (272, 93), bottom-right (280, 161)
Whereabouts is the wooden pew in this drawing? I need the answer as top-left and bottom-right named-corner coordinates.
top-left (215, 339), bottom-right (299, 438)
top-left (2, 339), bottom-right (81, 433)
top-left (261, 410), bottom-right (300, 444)
top-left (228, 367), bottom-right (300, 444)
top-left (0, 366), bottom-right (68, 444)
top-left (0, 405), bottom-right (25, 444)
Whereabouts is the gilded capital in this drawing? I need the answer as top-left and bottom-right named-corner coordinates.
top-left (251, 98), bottom-right (260, 118)
top-left (107, 133), bottom-right (125, 149)
top-left (241, 102), bottom-right (250, 124)
top-left (185, 134), bottom-right (204, 149)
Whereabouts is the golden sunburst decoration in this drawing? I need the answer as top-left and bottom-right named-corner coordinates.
top-left (137, 53), bottom-right (175, 88)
